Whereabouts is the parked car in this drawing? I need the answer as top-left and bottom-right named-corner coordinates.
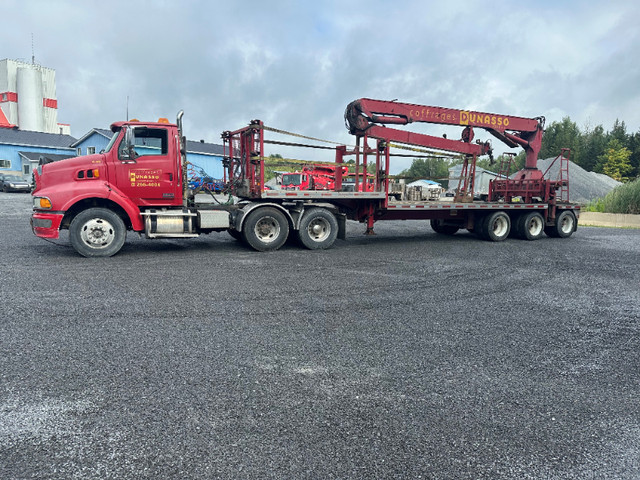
top-left (1, 174), bottom-right (31, 192)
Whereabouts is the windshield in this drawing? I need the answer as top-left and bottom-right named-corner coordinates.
top-left (4, 175), bottom-right (23, 181)
top-left (104, 129), bottom-right (120, 153)
top-left (281, 174), bottom-right (302, 185)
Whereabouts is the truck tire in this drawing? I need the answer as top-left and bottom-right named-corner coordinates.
top-left (69, 208), bottom-right (126, 257)
top-left (545, 210), bottom-right (576, 238)
top-left (516, 212), bottom-right (545, 241)
top-left (298, 208), bottom-right (338, 249)
top-left (242, 207), bottom-right (289, 251)
top-left (480, 211), bottom-right (510, 242)
top-left (430, 219), bottom-right (459, 235)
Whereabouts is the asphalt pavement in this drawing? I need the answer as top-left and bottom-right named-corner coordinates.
top-left (1, 191), bottom-right (639, 479)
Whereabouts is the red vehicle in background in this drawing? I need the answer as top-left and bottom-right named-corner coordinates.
top-left (280, 165), bottom-right (348, 190)
top-left (280, 165), bottom-right (374, 192)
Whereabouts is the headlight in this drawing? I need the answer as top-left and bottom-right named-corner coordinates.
top-left (9, 183), bottom-right (15, 187)
top-left (33, 197), bottom-right (52, 209)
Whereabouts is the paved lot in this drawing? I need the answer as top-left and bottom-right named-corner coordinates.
top-left (1, 191), bottom-right (639, 479)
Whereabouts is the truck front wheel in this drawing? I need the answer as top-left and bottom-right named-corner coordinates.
top-left (242, 207), bottom-right (289, 251)
top-left (298, 208), bottom-right (338, 249)
top-left (69, 208), bottom-right (126, 257)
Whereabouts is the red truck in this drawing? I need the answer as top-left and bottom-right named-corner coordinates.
top-left (280, 165), bottom-right (347, 191)
top-left (31, 100), bottom-right (579, 257)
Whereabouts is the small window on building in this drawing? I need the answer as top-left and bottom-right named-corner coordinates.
top-left (87, 146), bottom-right (96, 155)
top-left (0, 159), bottom-right (10, 168)
top-left (23, 165), bottom-right (30, 175)
top-left (77, 147), bottom-right (82, 156)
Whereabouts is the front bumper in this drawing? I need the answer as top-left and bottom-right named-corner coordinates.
top-left (31, 212), bottom-right (64, 239)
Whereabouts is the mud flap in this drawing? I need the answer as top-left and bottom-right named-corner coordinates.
top-left (336, 213), bottom-right (347, 240)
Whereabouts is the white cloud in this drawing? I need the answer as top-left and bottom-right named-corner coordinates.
top-left (3, 0), bottom-right (639, 165)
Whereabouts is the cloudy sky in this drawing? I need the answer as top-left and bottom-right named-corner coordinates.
top-left (4, 0), bottom-right (640, 171)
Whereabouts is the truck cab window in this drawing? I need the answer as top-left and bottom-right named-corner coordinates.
top-left (119, 128), bottom-right (168, 160)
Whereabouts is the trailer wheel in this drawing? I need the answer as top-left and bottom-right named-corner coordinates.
top-left (480, 211), bottom-right (511, 242)
top-left (430, 219), bottom-right (459, 235)
top-left (242, 207), bottom-right (289, 251)
top-left (545, 210), bottom-right (576, 238)
top-left (69, 208), bottom-right (126, 257)
top-left (298, 208), bottom-right (338, 250)
top-left (517, 212), bottom-right (545, 241)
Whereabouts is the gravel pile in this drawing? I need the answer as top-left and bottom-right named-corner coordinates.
top-left (537, 157), bottom-right (621, 204)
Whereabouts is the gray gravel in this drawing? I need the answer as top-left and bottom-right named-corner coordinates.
top-left (1, 192), bottom-right (639, 479)
top-left (538, 157), bottom-right (621, 204)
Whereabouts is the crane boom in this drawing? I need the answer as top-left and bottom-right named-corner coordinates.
top-left (345, 98), bottom-right (545, 173)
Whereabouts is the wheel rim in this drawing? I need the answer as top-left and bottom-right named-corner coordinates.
top-left (560, 214), bottom-right (574, 234)
top-left (307, 217), bottom-right (330, 242)
top-left (80, 218), bottom-right (116, 248)
top-left (528, 216), bottom-right (543, 236)
top-left (491, 216), bottom-right (509, 237)
top-left (254, 216), bottom-right (281, 244)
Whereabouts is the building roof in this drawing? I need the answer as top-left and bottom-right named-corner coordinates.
top-left (70, 128), bottom-right (113, 147)
top-left (448, 165), bottom-right (499, 176)
top-left (408, 179), bottom-right (441, 187)
top-left (0, 128), bottom-right (76, 149)
top-left (186, 139), bottom-right (224, 156)
top-left (18, 151), bottom-right (76, 164)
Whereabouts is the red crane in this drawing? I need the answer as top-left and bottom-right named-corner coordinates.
top-left (344, 98), bottom-right (556, 203)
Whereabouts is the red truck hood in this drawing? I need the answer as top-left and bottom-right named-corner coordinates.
top-left (33, 154), bottom-right (105, 193)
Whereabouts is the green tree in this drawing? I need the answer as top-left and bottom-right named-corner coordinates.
top-left (263, 154), bottom-right (284, 182)
top-left (608, 119), bottom-right (629, 145)
top-left (598, 139), bottom-right (632, 181)
top-left (399, 157), bottom-right (453, 187)
top-left (539, 116), bottom-right (582, 164)
top-left (627, 129), bottom-right (640, 178)
top-left (579, 124), bottom-right (607, 172)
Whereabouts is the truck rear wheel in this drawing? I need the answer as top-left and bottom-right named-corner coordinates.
top-left (69, 208), bottom-right (126, 257)
top-left (430, 219), bottom-right (459, 235)
top-left (516, 212), bottom-right (545, 240)
top-left (545, 210), bottom-right (576, 238)
top-left (242, 207), bottom-right (289, 251)
top-left (298, 208), bottom-right (338, 249)
top-left (480, 211), bottom-right (510, 241)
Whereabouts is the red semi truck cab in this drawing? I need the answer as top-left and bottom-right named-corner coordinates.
top-left (31, 117), bottom-right (190, 252)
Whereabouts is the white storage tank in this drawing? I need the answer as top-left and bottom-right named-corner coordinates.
top-left (17, 66), bottom-right (44, 132)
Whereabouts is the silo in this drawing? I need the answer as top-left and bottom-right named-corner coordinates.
top-left (17, 66), bottom-right (44, 132)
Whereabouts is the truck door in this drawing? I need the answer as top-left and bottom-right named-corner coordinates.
top-left (112, 126), bottom-right (181, 206)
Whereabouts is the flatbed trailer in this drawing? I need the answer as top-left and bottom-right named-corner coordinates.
top-left (31, 101), bottom-right (580, 257)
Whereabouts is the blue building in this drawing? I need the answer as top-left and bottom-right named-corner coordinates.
top-left (0, 124), bottom-right (225, 182)
top-left (70, 128), bottom-right (113, 157)
top-left (72, 129), bottom-right (225, 179)
top-left (0, 128), bottom-right (77, 178)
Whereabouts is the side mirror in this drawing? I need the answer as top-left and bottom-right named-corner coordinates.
top-left (120, 126), bottom-right (138, 162)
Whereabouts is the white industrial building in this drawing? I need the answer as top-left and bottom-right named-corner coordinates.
top-left (0, 59), bottom-right (70, 135)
